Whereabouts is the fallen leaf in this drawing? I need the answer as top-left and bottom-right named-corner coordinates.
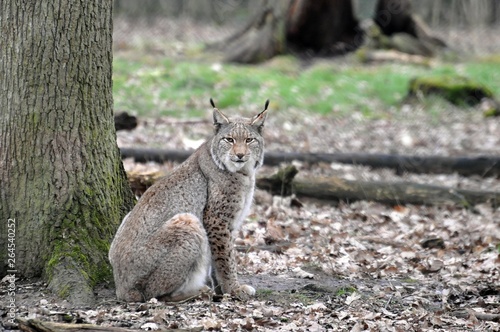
top-left (292, 267), bottom-right (314, 279)
top-left (345, 292), bottom-right (362, 305)
top-left (141, 322), bottom-right (159, 330)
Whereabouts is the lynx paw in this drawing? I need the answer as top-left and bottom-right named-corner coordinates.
top-left (233, 284), bottom-right (256, 299)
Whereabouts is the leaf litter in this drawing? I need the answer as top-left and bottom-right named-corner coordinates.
top-left (2, 105), bottom-right (500, 331)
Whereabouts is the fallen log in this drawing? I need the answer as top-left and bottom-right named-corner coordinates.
top-left (16, 318), bottom-right (197, 332)
top-left (17, 318), bottom-right (135, 332)
top-left (256, 166), bottom-right (500, 207)
top-left (121, 148), bottom-right (191, 164)
top-left (120, 148), bottom-right (500, 178)
top-left (126, 166), bottom-right (499, 207)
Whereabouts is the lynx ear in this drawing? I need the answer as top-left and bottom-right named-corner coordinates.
top-left (250, 99), bottom-right (269, 132)
top-left (211, 98), bottom-right (229, 131)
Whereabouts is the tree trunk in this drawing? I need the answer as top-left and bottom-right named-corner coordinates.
top-left (286, 0), bottom-right (361, 55)
top-left (0, 1), bottom-right (135, 306)
top-left (217, 0), bottom-right (291, 64)
top-left (217, 0), bottom-right (361, 63)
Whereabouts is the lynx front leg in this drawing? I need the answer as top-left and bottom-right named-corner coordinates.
top-left (203, 210), bottom-right (255, 298)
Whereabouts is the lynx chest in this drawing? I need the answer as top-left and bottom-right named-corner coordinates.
top-left (232, 173), bottom-right (255, 233)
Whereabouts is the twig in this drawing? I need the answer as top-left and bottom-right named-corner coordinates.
top-left (384, 294), bottom-right (394, 309)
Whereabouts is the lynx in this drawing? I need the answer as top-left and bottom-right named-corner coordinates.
top-left (109, 99), bottom-right (269, 302)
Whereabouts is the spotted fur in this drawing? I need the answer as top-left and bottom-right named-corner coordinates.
top-left (109, 100), bottom-right (268, 301)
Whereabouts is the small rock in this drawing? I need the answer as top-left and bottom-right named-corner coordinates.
top-left (2, 320), bottom-right (18, 329)
top-left (136, 303), bottom-right (149, 312)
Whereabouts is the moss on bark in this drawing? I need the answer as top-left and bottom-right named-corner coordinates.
top-left (0, 0), bottom-right (135, 305)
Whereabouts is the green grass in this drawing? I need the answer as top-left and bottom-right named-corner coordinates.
top-left (335, 286), bottom-right (357, 296)
top-left (112, 54), bottom-right (500, 118)
top-left (256, 289), bottom-right (274, 296)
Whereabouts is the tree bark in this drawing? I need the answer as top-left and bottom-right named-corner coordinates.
top-left (120, 148), bottom-right (500, 178)
top-left (256, 166), bottom-right (500, 207)
top-left (217, 0), bottom-right (290, 64)
top-left (0, 1), bottom-right (135, 306)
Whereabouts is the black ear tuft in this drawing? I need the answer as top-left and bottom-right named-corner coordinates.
top-left (250, 99), bottom-right (269, 132)
top-left (212, 99), bottom-right (230, 133)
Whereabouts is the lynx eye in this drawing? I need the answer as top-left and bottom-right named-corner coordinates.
top-left (223, 137), bottom-right (234, 143)
top-left (245, 138), bottom-right (255, 144)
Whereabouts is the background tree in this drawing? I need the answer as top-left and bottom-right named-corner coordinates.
top-left (212, 0), bottom-right (362, 63)
top-left (286, 0), bottom-right (360, 55)
top-left (0, 1), bottom-right (135, 306)
top-left (216, 0), bottom-right (445, 63)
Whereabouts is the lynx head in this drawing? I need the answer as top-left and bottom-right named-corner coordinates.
top-left (209, 99), bottom-right (269, 174)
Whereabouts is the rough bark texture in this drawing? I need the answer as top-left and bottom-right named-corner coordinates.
top-left (0, 1), bottom-right (135, 306)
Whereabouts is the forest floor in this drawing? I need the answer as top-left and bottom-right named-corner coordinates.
top-left (2, 108), bottom-right (500, 331)
top-left (2, 17), bottom-right (500, 332)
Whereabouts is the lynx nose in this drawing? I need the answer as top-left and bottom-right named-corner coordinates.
top-left (236, 153), bottom-right (245, 160)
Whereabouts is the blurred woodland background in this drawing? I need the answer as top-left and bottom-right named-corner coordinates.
top-left (111, 0), bottom-right (500, 121)
top-left (113, 0), bottom-right (500, 29)
top-left (113, 0), bottom-right (500, 53)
